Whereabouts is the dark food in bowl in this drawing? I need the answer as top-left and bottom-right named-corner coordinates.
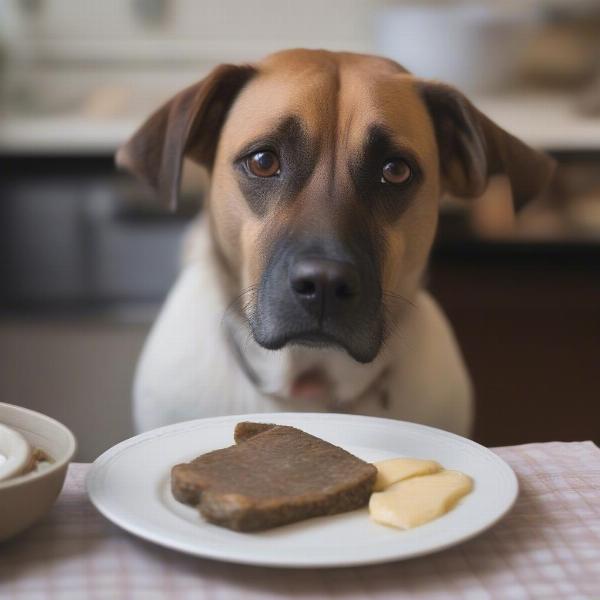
top-left (171, 422), bottom-right (377, 531)
top-left (23, 449), bottom-right (53, 476)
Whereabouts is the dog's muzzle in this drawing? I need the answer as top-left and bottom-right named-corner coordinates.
top-left (250, 238), bottom-right (384, 363)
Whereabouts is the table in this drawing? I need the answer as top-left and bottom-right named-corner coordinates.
top-left (1, 441), bottom-right (599, 599)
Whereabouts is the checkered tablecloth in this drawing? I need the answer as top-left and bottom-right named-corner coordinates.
top-left (1, 441), bottom-right (599, 599)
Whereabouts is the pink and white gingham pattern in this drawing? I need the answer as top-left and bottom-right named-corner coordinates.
top-left (1, 441), bottom-right (599, 599)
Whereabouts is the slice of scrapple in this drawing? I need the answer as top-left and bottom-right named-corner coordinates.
top-left (171, 422), bottom-right (377, 532)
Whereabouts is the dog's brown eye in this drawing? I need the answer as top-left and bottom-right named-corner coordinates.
top-left (381, 159), bottom-right (411, 185)
top-left (246, 151), bottom-right (280, 177)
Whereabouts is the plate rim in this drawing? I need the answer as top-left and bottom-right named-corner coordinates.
top-left (86, 412), bottom-right (519, 568)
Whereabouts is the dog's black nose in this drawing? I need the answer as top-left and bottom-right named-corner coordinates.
top-left (289, 257), bottom-right (360, 318)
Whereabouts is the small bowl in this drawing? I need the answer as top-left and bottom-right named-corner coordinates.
top-left (0, 403), bottom-right (77, 541)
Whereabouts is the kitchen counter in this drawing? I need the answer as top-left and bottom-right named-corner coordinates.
top-left (2, 92), bottom-right (600, 154)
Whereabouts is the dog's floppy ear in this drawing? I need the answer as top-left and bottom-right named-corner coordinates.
top-left (419, 81), bottom-right (555, 209)
top-left (116, 63), bottom-right (256, 209)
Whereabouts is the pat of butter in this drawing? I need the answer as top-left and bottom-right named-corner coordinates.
top-left (373, 458), bottom-right (441, 491)
top-left (369, 470), bottom-right (473, 529)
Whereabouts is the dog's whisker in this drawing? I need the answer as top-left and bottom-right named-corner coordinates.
top-left (382, 290), bottom-right (417, 309)
top-left (221, 284), bottom-right (259, 334)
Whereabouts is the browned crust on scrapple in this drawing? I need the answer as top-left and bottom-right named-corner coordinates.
top-left (171, 422), bottom-right (377, 531)
top-left (233, 421), bottom-right (276, 443)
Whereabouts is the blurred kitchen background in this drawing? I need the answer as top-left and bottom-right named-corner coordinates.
top-left (1, 0), bottom-right (599, 460)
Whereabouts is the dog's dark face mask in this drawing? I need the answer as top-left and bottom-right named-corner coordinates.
top-left (229, 109), bottom-right (425, 363)
top-left (251, 219), bottom-right (386, 364)
top-left (116, 50), bottom-right (555, 364)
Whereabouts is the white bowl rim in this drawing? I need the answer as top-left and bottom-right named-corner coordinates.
top-left (0, 402), bottom-right (77, 490)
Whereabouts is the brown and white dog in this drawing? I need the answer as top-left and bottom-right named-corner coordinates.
top-left (118, 49), bottom-right (554, 435)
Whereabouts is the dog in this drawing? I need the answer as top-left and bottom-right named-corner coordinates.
top-left (117, 49), bottom-right (554, 435)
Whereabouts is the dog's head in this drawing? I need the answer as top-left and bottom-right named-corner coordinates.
top-left (118, 49), bottom-right (554, 363)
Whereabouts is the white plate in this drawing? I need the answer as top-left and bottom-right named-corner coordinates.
top-left (87, 413), bottom-right (518, 568)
